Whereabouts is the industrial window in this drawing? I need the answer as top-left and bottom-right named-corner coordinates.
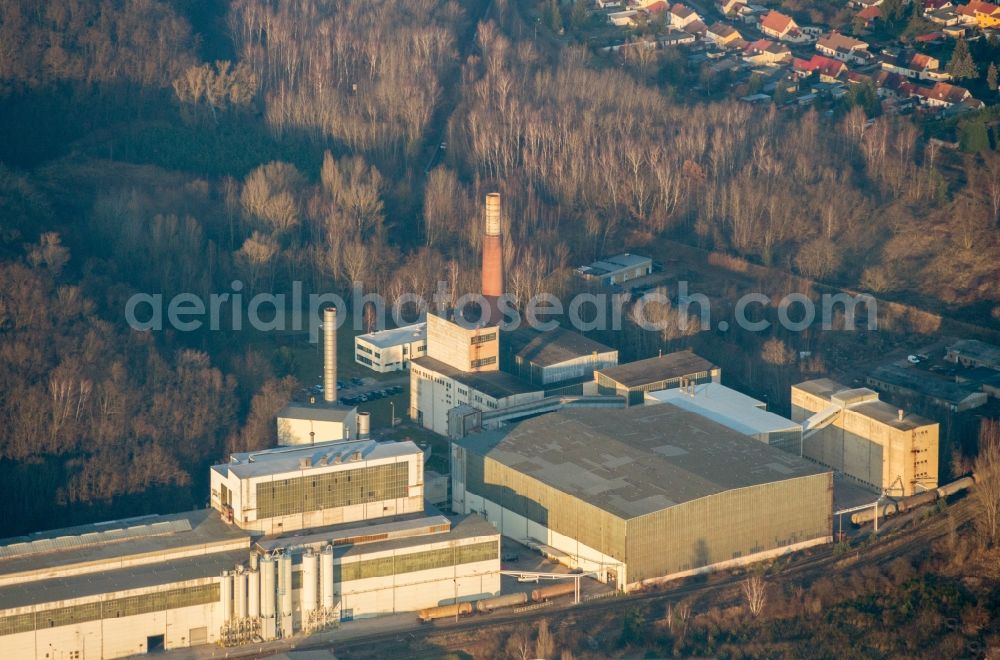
top-left (0, 583), bottom-right (220, 634)
top-left (470, 333), bottom-right (497, 345)
top-left (336, 541), bottom-right (498, 583)
top-left (358, 344), bottom-right (373, 355)
top-left (471, 356), bottom-right (496, 368)
top-left (256, 462), bottom-right (410, 519)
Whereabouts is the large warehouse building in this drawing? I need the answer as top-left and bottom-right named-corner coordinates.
top-left (647, 383), bottom-right (804, 454)
top-left (791, 379), bottom-right (939, 496)
top-left (0, 438), bottom-right (500, 658)
top-left (451, 405), bottom-right (832, 591)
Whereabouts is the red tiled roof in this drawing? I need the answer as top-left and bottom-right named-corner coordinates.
top-left (858, 6), bottom-right (882, 18)
top-left (926, 81), bottom-right (972, 103)
top-left (909, 53), bottom-right (935, 70)
top-left (794, 54), bottom-right (847, 77)
top-left (671, 3), bottom-right (695, 17)
top-left (646, 0), bottom-right (669, 12)
top-left (761, 10), bottom-right (795, 34)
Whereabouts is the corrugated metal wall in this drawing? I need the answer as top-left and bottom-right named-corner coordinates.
top-left (465, 453), bottom-right (627, 560)
top-left (626, 473), bottom-right (832, 583)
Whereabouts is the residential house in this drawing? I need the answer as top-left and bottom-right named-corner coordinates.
top-left (927, 8), bottom-right (962, 23)
top-left (743, 38), bottom-right (792, 64)
top-left (920, 81), bottom-right (983, 107)
top-left (854, 0), bottom-right (883, 7)
top-left (596, 0), bottom-right (623, 7)
top-left (669, 3), bottom-right (702, 26)
top-left (793, 54), bottom-right (848, 81)
top-left (957, 0), bottom-right (1000, 26)
top-left (660, 28), bottom-right (698, 44)
top-left (706, 21), bottom-right (743, 46)
top-left (880, 50), bottom-right (951, 80)
top-left (857, 5), bottom-right (883, 25)
top-left (683, 18), bottom-right (708, 34)
top-left (760, 10), bottom-right (812, 42)
top-left (717, 0), bottom-right (746, 16)
top-left (873, 69), bottom-right (911, 96)
top-left (816, 31), bottom-right (873, 64)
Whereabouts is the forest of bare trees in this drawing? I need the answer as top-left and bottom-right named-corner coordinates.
top-left (0, 0), bottom-right (997, 533)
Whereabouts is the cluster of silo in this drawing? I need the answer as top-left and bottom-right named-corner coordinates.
top-left (218, 564), bottom-right (263, 646)
top-left (299, 545), bottom-right (337, 632)
top-left (218, 546), bottom-right (341, 646)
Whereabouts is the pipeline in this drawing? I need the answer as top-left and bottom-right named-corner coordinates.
top-left (850, 475), bottom-right (978, 525)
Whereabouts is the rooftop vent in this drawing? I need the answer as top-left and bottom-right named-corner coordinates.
top-left (351, 450), bottom-right (362, 462)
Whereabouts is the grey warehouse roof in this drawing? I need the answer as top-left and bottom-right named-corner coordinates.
top-left (947, 339), bottom-right (1000, 366)
top-left (0, 509), bottom-right (248, 579)
top-left (868, 364), bottom-right (985, 405)
top-left (216, 438), bottom-right (420, 480)
top-left (597, 351), bottom-right (718, 388)
top-left (456, 405), bottom-right (828, 520)
top-left (0, 549), bottom-right (247, 611)
top-left (412, 356), bottom-right (541, 399)
top-left (277, 402), bottom-right (355, 422)
top-left (356, 322), bottom-right (427, 349)
top-left (505, 326), bottom-right (617, 367)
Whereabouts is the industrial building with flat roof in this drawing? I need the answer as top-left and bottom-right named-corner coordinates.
top-left (276, 402), bottom-right (359, 446)
top-left (946, 339), bottom-right (1000, 370)
top-left (575, 253), bottom-right (653, 286)
top-left (210, 438), bottom-right (426, 535)
top-left (501, 326), bottom-right (619, 386)
top-left (355, 322), bottom-right (427, 372)
top-left (596, 351), bottom-right (721, 405)
top-left (791, 379), bottom-right (939, 496)
top-left (1, 434), bottom-right (501, 658)
top-left (0, 509), bottom-right (251, 657)
top-left (410, 356), bottom-right (543, 436)
top-left (646, 383), bottom-right (803, 453)
top-left (451, 405), bottom-right (832, 591)
top-left (866, 364), bottom-right (987, 412)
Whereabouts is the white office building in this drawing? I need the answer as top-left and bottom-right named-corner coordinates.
top-left (355, 323), bottom-right (428, 372)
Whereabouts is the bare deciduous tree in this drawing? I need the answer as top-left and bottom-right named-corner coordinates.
top-left (743, 575), bottom-right (767, 618)
top-left (973, 419), bottom-right (1000, 548)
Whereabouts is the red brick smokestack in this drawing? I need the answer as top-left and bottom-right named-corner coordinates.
top-left (481, 193), bottom-right (503, 322)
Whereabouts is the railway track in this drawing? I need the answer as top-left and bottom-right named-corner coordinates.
top-left (245, 498), bottom-right (976, 658)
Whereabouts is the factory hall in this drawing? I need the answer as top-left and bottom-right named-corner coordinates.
top-left (451, 405), bottom-right (833, 592)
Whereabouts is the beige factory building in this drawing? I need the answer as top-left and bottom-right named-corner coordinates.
top-left (452, 405), bottom-right (832, 592)
top-left (0, 438), bottom-right (500, 658)
top-left (410, 354), bottom-right (544, 436)
top-left (595, 351), bottom-right (721, 405)
top-left (791, 379), bottom-right (939, 496)
top-left (276, 403), bottom-right (358, 445)
top-left (210, 437), bottom-right (426, 535)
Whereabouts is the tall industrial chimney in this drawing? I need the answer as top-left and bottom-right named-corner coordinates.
top-left (323, 306), bottom-right (337, 404)
top-left (481, 193), bottom-right (503, 322)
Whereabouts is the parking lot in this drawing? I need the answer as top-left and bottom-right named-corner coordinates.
top-left (305, 377), bottom-right (405, 406)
